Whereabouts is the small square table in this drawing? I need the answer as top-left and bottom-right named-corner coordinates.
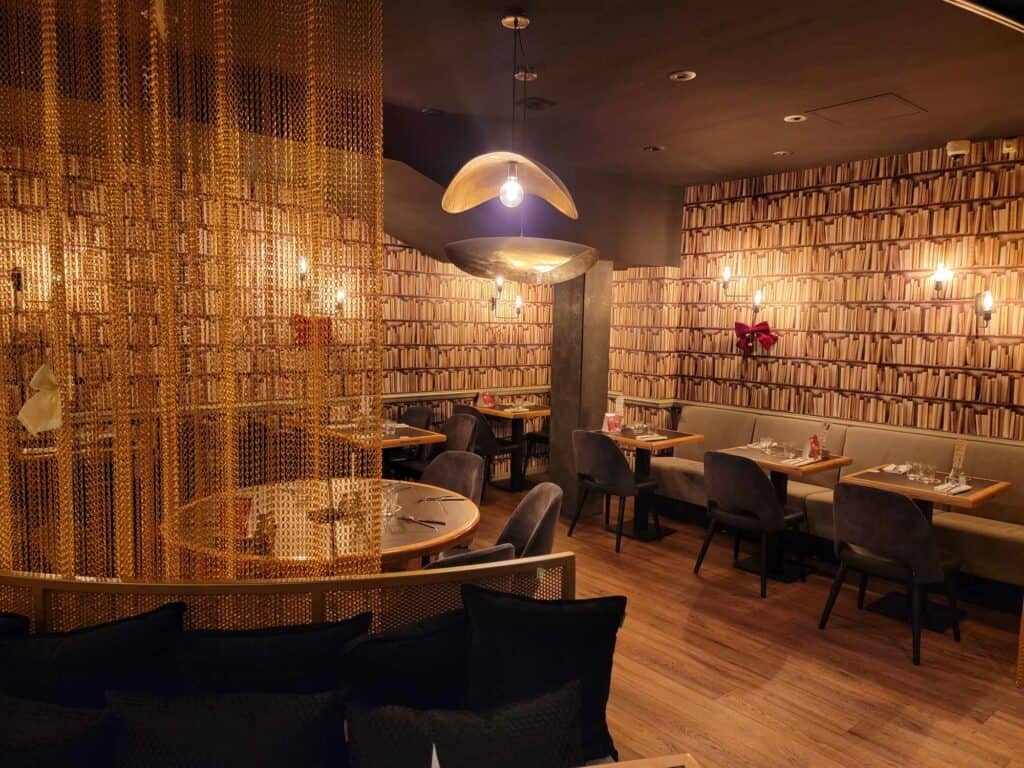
top-left (840, 465), bottom-right (1010, 522)
top-left (718, 445), bottom-right (851, 581)
top-left (322, 423), bottom-right (446, 451)
top-left (599, 427), bottom-right (704, 541)
top-left (473, 403), bottom-right (551, 491)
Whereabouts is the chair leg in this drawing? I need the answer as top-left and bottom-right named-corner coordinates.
top-left (759, 530), bottom-right (769, 598)
top-left (522, 440), bottom-right (534, 478)
top-left (945, 570), bottom-right (961, 643)
top-left (480, 457), bottom-right (490, 503)
top-left (693, 520), bottom-right (718, 575)
top-left (857, 573), bottom-right (868, 610)
top-left (604, 494), bottom-right (611, 529)
top-left (732, 532), bottom-right (741, 564)
top-left (911, 580), bottom-right (922, 666)
top-left (568, 487), bottom-right (588, 537)
top-left (819, 561), bottom-right (848, 630)
top-left (904, 582), bottom-right (913, 621)
top-left (615, 496), bottom-right (626, 553)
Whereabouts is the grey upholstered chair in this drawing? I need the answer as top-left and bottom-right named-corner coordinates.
top-left (496, 482), bottom-right (562, 557)
top-left (423, 543), bottom-right (515, 569)
top-left (453, 404), bottom-right (518, 501)
top-left (819, 483), bottom-right (961, 665)
top-left (695, 451), bottom-right (806, 598)
top-left (419, 450), bottom-right (485, 506)
top-left (568, 430), bottom-right (657, 553)
top-left (384, 406), bottom-right (436, 477)
top-left (392, 413), bottom-right (477, 480)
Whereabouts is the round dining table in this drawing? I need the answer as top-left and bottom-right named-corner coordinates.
top-left (381, 479), bottom-right (480, 569)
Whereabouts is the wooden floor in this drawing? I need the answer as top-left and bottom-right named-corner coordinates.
top-left (474, 486), bottom-right (1024, 768)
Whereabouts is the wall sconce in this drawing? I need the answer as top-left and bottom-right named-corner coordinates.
top-left (335, 286), bottom-right (346, 307)
top-left (974, 290), bottom-right (994, 330)
top-left (514, 295), bottom-right (523, 316)
top-left (722, 265), bottom-right (732, 294)
top-left (752, 289), bottom-right (763, 316)
top-left (298, 256), bottom-right (309, 282)
top-left (933, 262), bottom-right (952, 296)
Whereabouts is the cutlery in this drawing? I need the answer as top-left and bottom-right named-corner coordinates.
top-left (399, 516), bottom-right (436, 530)
top-left (417, 496), bottom-right (463, 502)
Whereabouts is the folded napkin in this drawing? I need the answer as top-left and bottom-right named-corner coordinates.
top-left (17, 364), bottom-right (62, 436)
top-left (505, 406), bottom-right (530, 413)
top-left (781, 456), bottom-right (816, 467)
top-left (882, 463), bottom-right (911, 474)
top-left (935, 482), bottom-right (972, 495)
top-left (635, 433), bottom-right (668, 442)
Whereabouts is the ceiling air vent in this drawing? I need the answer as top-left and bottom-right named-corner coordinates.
top-left (807, 93), bottom-right (926, 125)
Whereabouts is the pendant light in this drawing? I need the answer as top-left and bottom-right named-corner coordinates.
top-left (441, 11), bottom-right (579, 219)
top-left (442, 10), bottom-right (596, 287)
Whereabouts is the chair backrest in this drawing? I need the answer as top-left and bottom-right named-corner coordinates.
top-left (452, 404), bottom-right (501, 455)
top-left (571, 430), bottom-right (635, 494)
top-left (497, 482), bottom-right (562, 557)
top-left (420, 450), bottom-right (485, 506)
top-left (429, 413), bottom-right (477, 458)
top-left (703, 451), bottom-right (786, 531)
top-left (833, 484), bottom-right (943, 583)
top-left (423, 543), bottom-right (515, 570)
top-left (399, 406), bottom-right (432, 430)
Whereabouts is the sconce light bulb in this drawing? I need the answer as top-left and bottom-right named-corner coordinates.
top-left (722, 265), bottom-right (731, 283)
top-left (982, 290), bottom-right (993, 312)
top-left (335, 287), bottom-right (346, 304)
top-left (499, 175), bottom-right (524, 208)
top-left (495, 275), bottom-right (505, 293)
top-left (934, 262), bottom-right (951, 290)
top-left (753, 289), bottom-right (763, 309)
top-left (514, 295), bottom-right (523, 314)
top-left (298, 257), bottom-right (309, 279)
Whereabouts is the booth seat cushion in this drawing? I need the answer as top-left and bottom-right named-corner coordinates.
top-left (804, 490), bottom-right (836, 540)
top-left (842, 426), bottom-right (953, 477)
top-left (752, 415), bottom-right (847, 489)
top-left (0, 694), bottom-right (111, 767)
top-left (650, 456), bottom-right (705, 506)
top-left (783, 481), bottom-right (831, 518)
top-left (932, 512), bottom-right (1024, 587)
top-left (672, 406), bottom-right (756, 461)
top-left (960, 440), bottom-right (1024, 524)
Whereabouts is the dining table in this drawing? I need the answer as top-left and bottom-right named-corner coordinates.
top-left (474, 403), bottom-right (551, 491)
top-left (322, 422), bottom-right (447, 451)
top-left (718, 444), bottom-right (852, 582)
top-left (380, 479), bottom-right (480, 570)
top-left (600, 427), bottom-right (704, 541)
top-left (840, 465), bottom-right (1011, 630)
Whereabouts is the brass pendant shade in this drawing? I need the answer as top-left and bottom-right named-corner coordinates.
top-left (444, 237), bottom-right (598, 284)
top-left (441, 151), bottom-right (579, 219)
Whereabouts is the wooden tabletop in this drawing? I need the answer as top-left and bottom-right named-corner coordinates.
top-left (600, 427), bottom-right (704, 452)
top-left (381, 479), bottom-right (480, 568)
top-left (841, 465), bottom-right (1011, 510)
top-left (322, 424), bottom-right (446, 450)
top-left (720, 445), bottom-right (852, 477)
top-left (474, 403), bottom-right (551, 419)
top-left (600, 755), bottom-right (700, 767)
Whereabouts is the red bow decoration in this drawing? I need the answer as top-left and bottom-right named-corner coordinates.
top-left (735, 321), bottom-right (778, 355)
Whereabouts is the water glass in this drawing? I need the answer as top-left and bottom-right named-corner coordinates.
top-left (381, 484), bottom-right (401, 518)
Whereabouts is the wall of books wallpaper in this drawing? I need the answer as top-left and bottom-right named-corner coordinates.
top-left (611, 136), bottom-right (1024, 440)
top-left (383, 237), bottom-right (553, 479)
top-left (0, 0), bottom-right (384, 596)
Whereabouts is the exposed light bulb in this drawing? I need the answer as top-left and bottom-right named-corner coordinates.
top-left (335, 286), bottom-right (346, 304)
top-left (298, 257), bottom-right (309, 279)
top-left (982, 290), bottom-right (993, 312)
top-left (753, 289), bottom-right (763, 311)
top-left (495, 275), bottom-right (505, 292)
top-left (499, 175), bottom-right (524, 208)
top-left (514, 295), bottom-right (523, 315)
top-left (934, 262), bottom-right (952, 292)
top-left (723, 265), bottom-right (731, 282)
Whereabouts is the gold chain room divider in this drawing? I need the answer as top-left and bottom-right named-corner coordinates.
top-left (0, 0), bottom-right (384, 602)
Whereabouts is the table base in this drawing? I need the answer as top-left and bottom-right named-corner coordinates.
top-left (603, 522), bottom-right (676, 543)
top-left (734, 555), bottom-right (806, 583)
top-left (866, 591), bottom-right (964, 634)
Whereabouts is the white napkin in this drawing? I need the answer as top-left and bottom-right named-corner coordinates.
top-left (635, 433), bottom-right (668, 442)
top-left (18, 364), bottom-right (62, 436)
top-left (782, 456), bottom-right (816, 467)
top-left (935, 482), bottom-right (972, 495)
top-left (882, 463), bottom-right (911, 474)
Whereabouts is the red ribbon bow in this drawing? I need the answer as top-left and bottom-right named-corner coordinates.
top-left (735, 321), bottom-right (778, 355)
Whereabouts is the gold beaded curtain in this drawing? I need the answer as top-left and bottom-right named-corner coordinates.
top-left (0, 0), bottom-right (384, 581)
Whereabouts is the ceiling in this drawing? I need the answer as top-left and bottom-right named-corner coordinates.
top-left (384, 0), bottom-right (1024, 186)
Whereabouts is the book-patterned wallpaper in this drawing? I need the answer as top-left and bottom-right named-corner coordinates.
top-left (610, 137), bottom-right (1024, 440)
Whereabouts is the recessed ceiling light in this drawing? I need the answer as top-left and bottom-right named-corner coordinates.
top-left (667, 70), bottom-right (697, 82)
top-left (514, 66), bottom-right (539, 82)
top-left (642, 145), bottom-right (665, 152)
top-left (772, 149), bottom-right (791, 156)
top-left (783, 114), bottom-right (808, 123)
top-left (500, 13), bottom-right (530, 30)
top-left (421, 107), bottom-right (444, 116)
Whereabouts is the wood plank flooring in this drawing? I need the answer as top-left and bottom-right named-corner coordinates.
top-left (473, 487), bottom-right (1024, 767)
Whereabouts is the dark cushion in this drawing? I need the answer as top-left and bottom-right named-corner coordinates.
top-left (343, 610), bottom-right (469, 709)
top-left (346, 682), bottom-right (583, 768)
top-left (0, 611), bottom-right (30, 636)
top-left (108, 691), bottom-right (345, 768)
top-left (0, 602), bottom-right (186, 707)
top-left (173, 612), bottom-right (372, 694)
top-left (461, 585), bottom-right (626, 762)
top-left (0, 694), bottom-right (111, 768)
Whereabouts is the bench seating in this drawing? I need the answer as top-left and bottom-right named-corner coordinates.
top-left (650, 402), bottom-right (1024, 589)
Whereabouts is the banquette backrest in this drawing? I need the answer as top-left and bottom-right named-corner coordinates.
top-left (673, 406), bottom-right (755, 461)
top-left (751, 414), bottom-right (847, 489)
top-left (840, 426), bottom-right (955, 478)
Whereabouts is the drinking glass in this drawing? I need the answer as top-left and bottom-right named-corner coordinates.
top-left (922, 464), bottom-right (937, 485)
top-left (381, 484), bottom-right (401, 518)
top-left (908, 462), bottom-right (923, 482)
